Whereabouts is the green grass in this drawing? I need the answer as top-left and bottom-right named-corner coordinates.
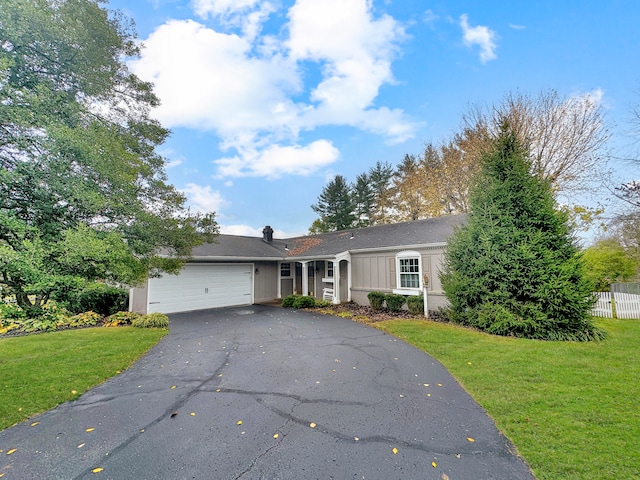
top-left (375, 318), bottom-right (640, 480)
top-left (0, 327), bottom-right (167, 430)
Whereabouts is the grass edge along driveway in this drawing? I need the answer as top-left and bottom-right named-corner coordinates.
top-left (0, 327), bottom-right (167, 430)
top-left (375, 317), bottom-right (640, 480)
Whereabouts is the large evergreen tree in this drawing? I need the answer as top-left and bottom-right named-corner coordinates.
top-left (440, 123), bottom-right (603, 341)
top-left (310, 175), bottom-right (355, 232)
top-left (0, 0), bottom-right (218, 314)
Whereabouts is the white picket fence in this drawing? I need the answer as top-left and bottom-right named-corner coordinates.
top-left (592, 292), bottom-right (640, 319)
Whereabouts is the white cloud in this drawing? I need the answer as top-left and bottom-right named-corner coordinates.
top-left (214, 140), bottom-right (339, 179)
top-left (129, 0), bottom-right (416, 180)
top-left (165, 158), bottom-right (184, 169)
top-left (128, 19), bottom-right (301, 138)
top-left (423, 9), bottom-right (439, 26)
top-left (460, 14), bottom-right (498, 63)
top-left (181, 183), bottom-right (229, 213)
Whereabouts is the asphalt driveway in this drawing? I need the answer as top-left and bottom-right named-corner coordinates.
top-left (0, 305), bottom-right (535, 479)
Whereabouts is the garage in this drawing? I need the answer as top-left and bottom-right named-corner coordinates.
top-left (147, 264), bottom-right (253, 314)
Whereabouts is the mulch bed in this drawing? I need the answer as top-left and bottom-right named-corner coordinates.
top-left (311, 302), bottom-right (434, 323)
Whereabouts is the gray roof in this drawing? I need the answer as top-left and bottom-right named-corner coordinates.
top-left (190, 215), bottom-right (466, 261)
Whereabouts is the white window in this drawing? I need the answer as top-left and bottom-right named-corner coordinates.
top-left (326, 261), bottom-right (334, 278)
top-left (395, 251), bottom-right (422, 294)
top-left (280, 262), bottom-right (291, 277)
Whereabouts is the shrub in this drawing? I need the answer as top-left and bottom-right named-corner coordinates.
top-left (281, 294), bottom-right (298, 308)
top-left (406, 296), bottom-right (424, 315)
top-left (133, 313), bottom-right (169, 328)
top-left (65, 283), bottom-right (128, 316)
top-left (0, 302), bottom-right (27, 321)
top-left (367, 291), bottom-right (385, 311)
top-left (314, 299), bottom-right (332, 308)
top-left (385, 293), bottom-right (406, 312)
top-left (292, 296), bottom-right (315, 309)
top-left (68, 311), bottom-right (102, 327)
top-left (106, 311), bottom-right (141, 327)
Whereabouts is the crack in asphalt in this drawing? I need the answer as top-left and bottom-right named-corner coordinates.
top-left (71, 343), bottom-right (238, 480)
top-left (209, 388), bottom-right (374, 407)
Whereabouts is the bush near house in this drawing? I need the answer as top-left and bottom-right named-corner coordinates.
top-left (406, 296), bottom-right (424, 315)
top-left (281, 294), bottom-right (298, 308)
top-left (292, 296), bottom-right (316, 309)
top-left (385, 294), bottom-right (406, 312)
top-left (62, 283), bottom-right (128, 316)
top-left (367, 291), bottom-right (386, 311)
top-left (132, 313), bottom-right (169, 328)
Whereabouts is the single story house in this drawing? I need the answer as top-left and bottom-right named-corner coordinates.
top-left (130, 214), bottom-right (466, 315)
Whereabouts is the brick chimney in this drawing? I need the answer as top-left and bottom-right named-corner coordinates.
top-left (262, 225), bottom-right (274, 243)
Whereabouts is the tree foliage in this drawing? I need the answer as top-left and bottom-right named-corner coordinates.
top-left (461, 90), bottom-right (610, 196)
top-left (0, 0), bottom-right (218, 315)
top-left (440, 122), bottom-right (603, 341)
top-left (310, 175), bottom-right (355, 232)
top-left (582, 239), bottom-right (638, 291)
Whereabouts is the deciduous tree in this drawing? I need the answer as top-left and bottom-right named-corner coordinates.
top-left (0, 0), bottom-right (218, 315)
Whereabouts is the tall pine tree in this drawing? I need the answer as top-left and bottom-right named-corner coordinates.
top-left (310, 175), bottom-right (355, 232)
top-left (440, 122), bottom-right (603, 340)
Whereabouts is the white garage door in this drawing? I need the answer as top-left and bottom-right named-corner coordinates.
top-left (147, 264), bottom-right (253, 314)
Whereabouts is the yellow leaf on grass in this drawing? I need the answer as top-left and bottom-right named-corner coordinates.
top-left (92, 467), bottom-right (104, 473)
top-left (392, 447), bottom-right (398, 454)
top-left (309, 422), bottom-right (316, 428)
top-left (432, 461), bottom-right (437, 468)
top-left (467, 437), bottom-right (475, 442)
top-left (6, 448), bottom-right (17, 455)
top-left (86, 428), bottom-right (95, 432)
top-left (72, 390), bottom-right (77, 394)
top-left (273, 433), bottom-right (279, 439)
top-left (237, 420), bottom-right (243, 425)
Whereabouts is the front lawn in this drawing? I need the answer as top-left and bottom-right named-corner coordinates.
top-left (375, 317), bottom-right (640, 480)
top-left (0, 327), bottom-right (167, 430)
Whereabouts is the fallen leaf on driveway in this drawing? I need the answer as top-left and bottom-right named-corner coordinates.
top-left (467, 437), bottom-right (475, 442)
top-left (6, 449), bottom-right (17, 455)
top-left (31, 422), bottom-right (39, 427)
top-left (309, 422), bottom-right (316, 428)
top-left (237, 420), bottom-right (243, 425)
top-left (432, 461), bottom-right (437, 468)
top-left (78, 443), bottom-right (85, 449)
top-left (392, 447), bottom-right (398, 454)
top-left (170, 385), bottom-right (177, 390)
top-left (190, 412), bottom-right (196, 416)
top-left (171, 411), bottom-right (178, 418)
top-left (92, 467), bottom-right (103, 473)
top-left (273, 433), bottom-right (279, 439)
top-left (442, 473), bottom-right (450, 480)
top-left (85, 428), bottom-right (95, 432)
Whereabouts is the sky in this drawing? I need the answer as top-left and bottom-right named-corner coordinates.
top-left (105, 0), bottom-right (640, 239)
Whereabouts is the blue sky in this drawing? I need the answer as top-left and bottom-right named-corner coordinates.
top-left (106, 0), bottom-right (639, 238)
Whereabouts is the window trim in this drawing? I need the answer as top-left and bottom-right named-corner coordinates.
top-left (394, 250), bottom-right (422, 295)
top-left (280, 262), bottom-right (291, 278)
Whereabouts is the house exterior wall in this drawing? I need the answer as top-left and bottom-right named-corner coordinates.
top-left (350, 246), bottom-right (449, 311)
top-left (253, 261), bottom-right (278, 303)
